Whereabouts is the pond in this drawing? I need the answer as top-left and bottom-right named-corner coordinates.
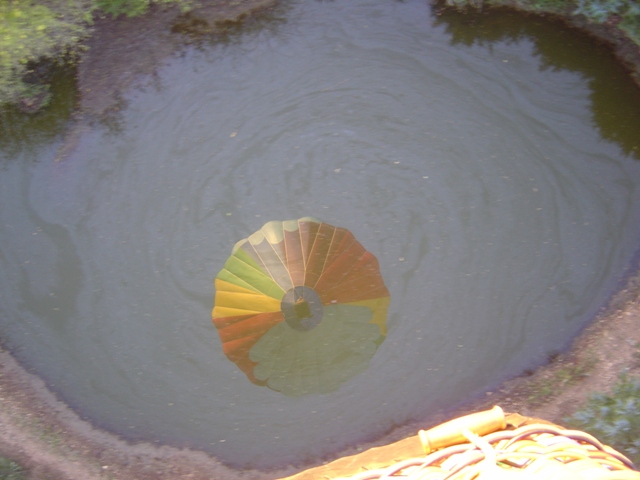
top-left (1, 0), bottom-right (640, 473)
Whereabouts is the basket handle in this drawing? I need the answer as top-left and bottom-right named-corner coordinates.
top-left (418, 405), bottom-right (506, 453)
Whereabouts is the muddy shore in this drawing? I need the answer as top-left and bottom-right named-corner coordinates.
top-left (2, 1), bottom-right (640, 478)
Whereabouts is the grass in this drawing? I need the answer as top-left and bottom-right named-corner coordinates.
top-left (565, 372), bottom-right (640, 465)
top-left (574, 0), bottom-right (640, 44)
top-left (525, 353), bottom-right (598, 405)
top-left (94, 0), bottom-right (192, 17)
top-left (0, 457), bottom-right (25, 480)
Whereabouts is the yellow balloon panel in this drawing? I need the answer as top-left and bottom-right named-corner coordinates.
top-left (344, 297), bottom-right (390, 336)
top-left (215, 278), bottom-right (264, 296)
top-left (214, 290), bottom-right (282, 314)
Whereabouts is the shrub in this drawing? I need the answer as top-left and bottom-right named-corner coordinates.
top-left (574, 0), bottom-right (640, 44)
top-left (0, 1), bottom-right (90, 107)
top-left (441, 0), bottom-right (640, 46)
top-left (0, 0), bottom-right (193, 110)
top-left (566, 372), bottom-right (640, 465)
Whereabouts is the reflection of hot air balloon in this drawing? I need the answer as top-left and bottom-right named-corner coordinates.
top-left (212, 217), bottom-right (390, 396)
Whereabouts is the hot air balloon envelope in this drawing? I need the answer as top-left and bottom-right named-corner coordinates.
top-left (212, 217), bottom-right (390, 396)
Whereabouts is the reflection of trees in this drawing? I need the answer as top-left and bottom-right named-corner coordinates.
top-left (432, 5), bottom-right (640, 160)
top-left (0, 3), bottom-right (292, 164)
top-left (0, 66), bottom-right (77, 163)
top-left (172, 1), bottom-right (290, 47)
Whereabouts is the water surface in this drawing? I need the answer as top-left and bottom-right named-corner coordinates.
top-left (1, 0), bottom-right (640, 471)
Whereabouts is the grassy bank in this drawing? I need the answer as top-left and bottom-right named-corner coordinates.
top-left (0, 0), bottom-right (192, 111)
top-left (568, 372), bottom-right (640, 464)
top-left (0, 457), bottom-right (25, 480)
top-left (2, 0), bottom-right (640, 111)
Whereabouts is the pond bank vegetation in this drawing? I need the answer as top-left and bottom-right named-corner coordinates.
top-left (437, 0), bottom-right (640, 85)
top-left (0, 0), bottom-right (258, 112)
top-left (1, 0), bottom-right (639, 112)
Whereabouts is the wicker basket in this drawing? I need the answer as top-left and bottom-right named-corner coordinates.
top-left (340, 408), bottom-right (640, 480)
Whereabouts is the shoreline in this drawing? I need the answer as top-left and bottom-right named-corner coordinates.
top-left (1, 271), bottom-right (638, 480)
top-left (2, 1), bottom-right (640, 478)
top-left (443, 0), bottom-right (640, 89)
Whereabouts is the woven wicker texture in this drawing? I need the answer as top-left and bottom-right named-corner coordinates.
top-left (340, 423), bottom-right (639, 480)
